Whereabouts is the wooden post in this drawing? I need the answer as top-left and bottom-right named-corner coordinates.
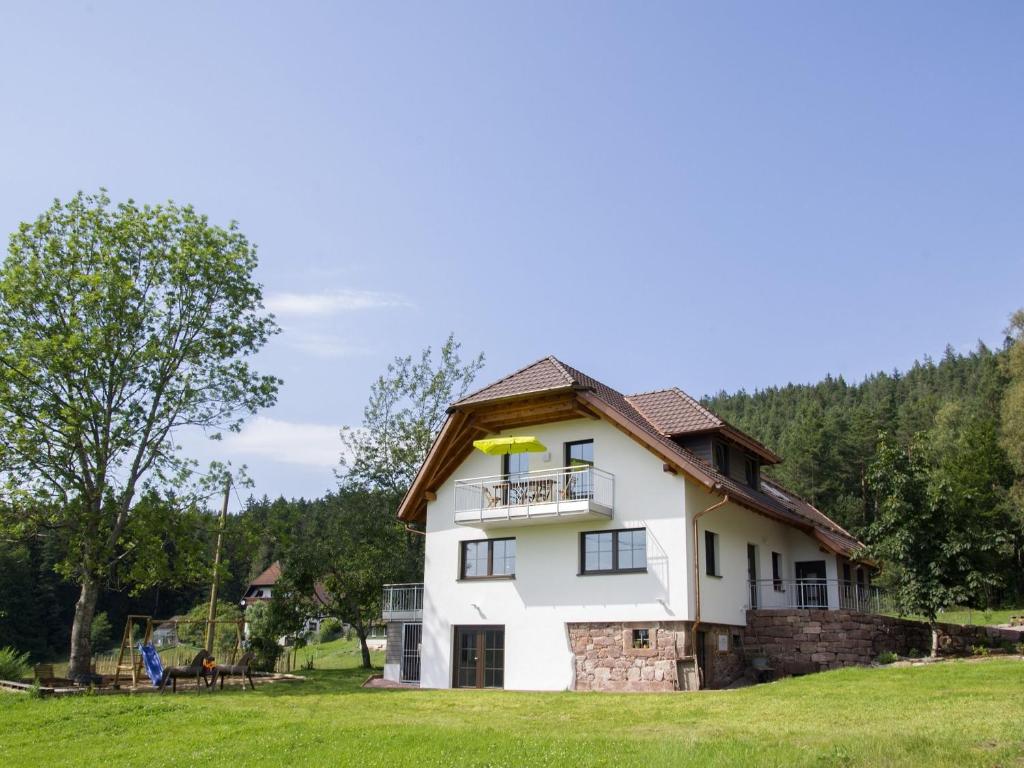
top-left (205, 478), bottom-right (231, 652)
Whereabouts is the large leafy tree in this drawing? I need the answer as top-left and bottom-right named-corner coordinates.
top-left (279, 490), bottom-right (409, 668)
top-left (340, 334), bottom-right (484, 495)
top-left (280, 338), bottom-right (482, 667)
top-left (0, 191), bottom-right (280, 677)
top-left (1000, 309), bottom-right (1024, 595)
top-left (866, 430), bottom-right (1004, 654)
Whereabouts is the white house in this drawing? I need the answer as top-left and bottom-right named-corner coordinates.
top-left (384, 357), bottom-right (871, 691)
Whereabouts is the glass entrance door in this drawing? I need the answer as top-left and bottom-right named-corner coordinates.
top-left (795, 560), bottom-right (828, 608)
top-left (453, 626), bottom-right (505, 688)
top-left (565, 440), bottom-right (594, 499)
top-left (747, 544), bottom-right (759, 608)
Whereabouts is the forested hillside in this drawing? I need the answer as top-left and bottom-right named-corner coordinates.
top-left (704, 333), bottom-right (1023, 604)
top-left (705, 343), bottom-right (1006, 531)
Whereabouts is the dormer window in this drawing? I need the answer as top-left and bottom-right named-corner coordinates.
top-left (712, 441), bottom-right (729, 475)
top-left (744, 456), bottom-right (759, 488)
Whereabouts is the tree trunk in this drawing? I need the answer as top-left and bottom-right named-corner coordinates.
top-left (68, 576), bottom-right (100, 679)
top-left (930, 621), bottom-right (940, 658)
top-left (355, 624), bottom-right (372, 669)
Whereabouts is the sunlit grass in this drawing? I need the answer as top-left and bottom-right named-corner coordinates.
top-left (0, 638), bottom-right (1020, 768)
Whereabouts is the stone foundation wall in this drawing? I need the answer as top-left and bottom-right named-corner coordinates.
top-left (567, 621), bottom-right (745, 691)
top-left (744, 609), bottom-right (1024, 675)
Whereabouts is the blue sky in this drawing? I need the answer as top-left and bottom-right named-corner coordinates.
top-left (1, 2), bottom-right (1022, 504)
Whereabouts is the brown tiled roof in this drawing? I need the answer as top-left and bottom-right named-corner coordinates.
top-left (405, 356), bottom-right (862, 556)
top-left (246, 561), bottom-right (333, 606)
top-left (626, 388), bottom-right (722, 434)
top-left (248, 561), bottom-right (282, 587)
top-left (454, 356), bottom-right (594, 406)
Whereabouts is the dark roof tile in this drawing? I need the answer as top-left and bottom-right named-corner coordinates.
top-left (626, 388), bottom-right (722, 435)
top-left (427, 355), bottom-right (860, 556)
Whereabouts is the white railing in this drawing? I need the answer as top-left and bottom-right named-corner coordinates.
top-left (382, 583), bottom-right (423, 620)
top-left (748, 579), bottom-right (890, 614)
top-left (454, 465), bottom-right (614, 523)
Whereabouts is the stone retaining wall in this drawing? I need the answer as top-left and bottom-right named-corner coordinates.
top-left (744, 609), bottom-right (1024, 675)
top-left (567, 621), bottom-right (745, 691)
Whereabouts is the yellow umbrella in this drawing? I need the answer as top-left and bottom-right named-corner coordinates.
top-left (473, 436), bottom-right (547, 455)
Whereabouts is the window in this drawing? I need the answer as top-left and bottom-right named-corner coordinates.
top-left (565, 439), bottom-right (594, 468)
top-left (771, 551), bottom-right (783, 591)
top-left (631, 628), bottom-right (650, 649)
top-left (744, 456), bottom-right (759, 488)
top-left (580, 528), bottom-right (647, 574)
top-left (842, 563), bottom-right (852, 583)
top-left (713, 441), bottom-right (730, 474)
top-left (705, 530), bottom-right (720, 577)
top-left (460, 538), bottom-right (516, 579)
top-left (502, 452), bottom-right (529, 479)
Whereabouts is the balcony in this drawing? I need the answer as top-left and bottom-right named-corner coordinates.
top-left (454, 466), bottom-right (614, 528)
top-left (747, 579), bottom-right (891, 614)
top-left (382, 583), bottom-right (423, 622)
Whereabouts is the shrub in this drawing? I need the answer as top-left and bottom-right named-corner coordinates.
top-left (0, 647), bottom-right (31, 681)
top-left (90, 612), bottom-right (112, 652)
top-left (875, 651), bottom-right (898, 665)
top-left (317, 618), bottom-right (342, 644)
top-left (970, 645), bottom-right (990, 656)
top-left (907, 648), bottom-right (923, 659)
top-left (247, 636), bottom-right (282, 672)
top-left (244, 601), bottom-right (283, 672)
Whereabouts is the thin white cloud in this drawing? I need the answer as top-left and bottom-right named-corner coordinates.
top-left (223, 416), bottom-right (341, 469)
top-left (284, 331), bottom-right (373, 360)
top-left (266, 289), bottom-right (410, 317)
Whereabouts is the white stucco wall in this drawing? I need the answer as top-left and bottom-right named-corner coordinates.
top-left (685, 482), bottom-right (837, 627)
top-left (420, 417), bottom-right (837, 690)
top-left (421, 418), bottom-right (689, 690)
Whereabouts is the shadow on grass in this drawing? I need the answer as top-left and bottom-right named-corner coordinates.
top-left (251, 667), bottom-right (399, 698)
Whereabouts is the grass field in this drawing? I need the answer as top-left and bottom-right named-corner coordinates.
top-left (1, 639), bottom-right (1021, 768)
top-left (934, 606), bottom-right (1023, 626)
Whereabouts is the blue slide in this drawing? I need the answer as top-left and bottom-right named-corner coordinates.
top-left (139, 643), bottom-right (164, 687)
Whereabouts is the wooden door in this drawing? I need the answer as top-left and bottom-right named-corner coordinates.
top-left (453, 626), bottom-right (505, 688)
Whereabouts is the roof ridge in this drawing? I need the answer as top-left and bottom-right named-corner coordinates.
top-left (625, 387), bottom-right (675, 398)
top-left (667, 386), bottom-right (724, 426)
top-left (453, 355), bottom-right (570, 405)
top-left (622, 392), bottom-right (671, 436)
top-left (545, 355), bottom-right (582, 387)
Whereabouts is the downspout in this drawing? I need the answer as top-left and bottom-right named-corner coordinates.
top-left (690, 491), bottom-right (730, 689)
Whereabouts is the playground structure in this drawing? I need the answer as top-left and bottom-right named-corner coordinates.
top-left (112, 614), bottom-right (245, 689)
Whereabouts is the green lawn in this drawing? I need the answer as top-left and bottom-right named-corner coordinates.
top-left (1, 639), bottom-right (1021, 767)
top-left (885, 606), bottom-right (1024, 627)
top-left (935, 606), bottom-right (1023, 626)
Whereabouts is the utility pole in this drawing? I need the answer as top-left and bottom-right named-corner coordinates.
top-left (205, 477), bottom-right (231, 653)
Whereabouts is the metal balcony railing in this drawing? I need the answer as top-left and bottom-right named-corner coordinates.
top-left (747, 579), bottom-right (890, 614)
top-left (382, 583), bottom-right (423, 621)
top-left (453, 465), bottom-right (614, 524)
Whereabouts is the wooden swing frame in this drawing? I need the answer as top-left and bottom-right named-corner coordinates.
top-left (112, 615), bottom-right (245, 689)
